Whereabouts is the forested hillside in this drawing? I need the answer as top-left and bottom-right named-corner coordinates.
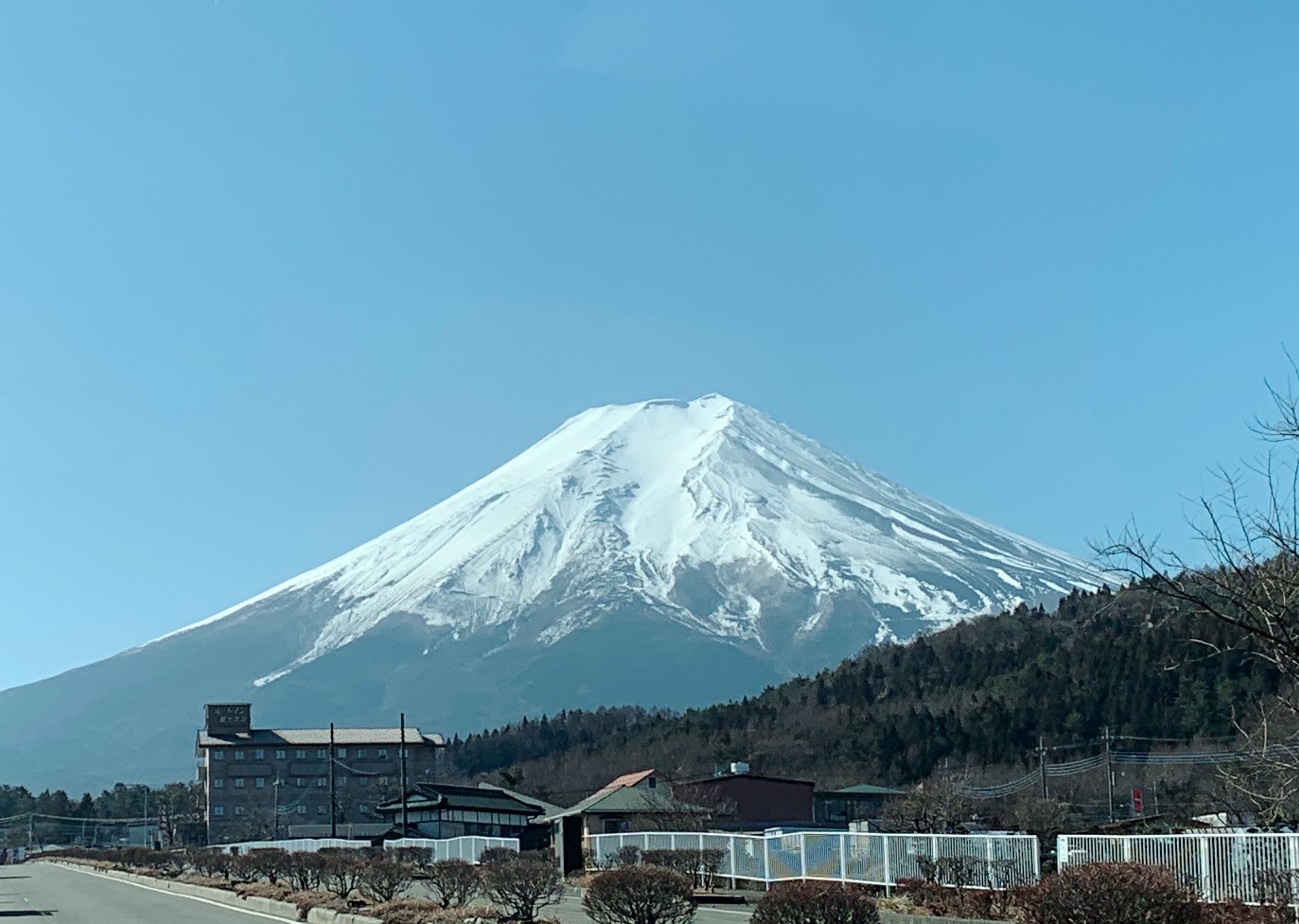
top-left (446, 583), bottom-right (1280, 804)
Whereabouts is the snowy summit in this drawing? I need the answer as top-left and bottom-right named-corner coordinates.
top-left (0, 395), bottom-right (1107, 789)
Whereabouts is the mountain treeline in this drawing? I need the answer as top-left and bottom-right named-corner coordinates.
top-left (445, 582), bottom-right (1281, 803)
top-left (0, 781), bottom-right (199, 821)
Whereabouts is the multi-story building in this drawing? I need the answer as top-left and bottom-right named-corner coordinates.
top-left (195, 703), bottom-right (444, 843)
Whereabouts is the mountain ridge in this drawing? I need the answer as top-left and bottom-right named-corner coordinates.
top-left (0, 395), bottom-right (1107, 790)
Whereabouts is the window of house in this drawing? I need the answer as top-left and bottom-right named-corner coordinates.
top-left (337, 747), bottom-right (347, 758)
top-left (377, 748), bottom-right (388, 758)
top-left (234, 806), bottom-right (245, 816)
top-left (233, 778), bottom-right (245, 788)
top-left (648, 776), bottom-right (657, 789)
top-left (254, 749), bottom-right (265, 760)
top-left (255, 777), bottom-right (266, 788)
top-left (296, 749), bottom-right (307, 759)
top-left (211, 751), bottom-right (224, 761)
top-left (275, 749), bottom-right (286, 760)
top-left (603, 819), bottom-right (629, 834)
top-left (355, 748), bottom-right (366, 758)
top-left (234, 750), bottom-right (245, 761)
top-left (212, 779), bottom-right (225, 789)
top-left (316, 749), bottom-right (327, 759)
top-left (316, 777), bottom-right (327, 787)
top-left (213, 806), bottom-right (225, 817)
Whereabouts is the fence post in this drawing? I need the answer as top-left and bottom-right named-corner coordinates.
top-left (800, 833), bottom-right (807, 880)
top-left (763, 834), bottom-right (772, 890)
top-left (1198, 836), bottom-right (1211, 903)
top-left (1289, 836), bottom-right (1299, 915)
top-left (883, 834), bottom-right (892, 896)
top-left (728, 836), bottom-right (737, 889)
top-left (986, 836), bottom-right (994, 889)
top-left (839, 832), bottom-right (847, 883)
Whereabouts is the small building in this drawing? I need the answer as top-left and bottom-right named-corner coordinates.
top-left (376, 782), bottom-right (549, 847)
top-left (546, 770), bottom-right (708, 875)
top-left (195, 702), bottom-right (444, 844)
top-left (813, 784), bottom-right (905, 827)
top-left (675, 764), bottom-right (815, 828)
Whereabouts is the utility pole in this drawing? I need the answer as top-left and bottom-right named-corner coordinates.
top-left (273, 779), bottom-right (280, 840)
top-left (1037, 737), bottom-right (1048, 800)
top-left (1103, 726), bottom-right (1115, 824)
top-left (400, 712), bottom-right (408, 835)
top-left (329, 723), bottom-right (337, 839)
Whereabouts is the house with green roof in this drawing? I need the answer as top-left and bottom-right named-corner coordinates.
top-left (813, 783), bottom-right (905, 826)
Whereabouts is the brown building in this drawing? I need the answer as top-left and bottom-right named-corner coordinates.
top-left (195, 703), bottom-right (444, 844)
top-left (675, 764), bottom-right (815, 829)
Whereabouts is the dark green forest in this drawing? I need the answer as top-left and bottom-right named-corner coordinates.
top-left (445, 582), bottom-right (1280, 804)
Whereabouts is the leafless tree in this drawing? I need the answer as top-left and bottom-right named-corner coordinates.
top-left (884, 772), bottom-right (975, 833)
top-left (1099, 357), bottom-right (1299, 823)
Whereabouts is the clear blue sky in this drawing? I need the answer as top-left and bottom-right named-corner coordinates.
top-left (1, 2), bottom-right (1296, 691)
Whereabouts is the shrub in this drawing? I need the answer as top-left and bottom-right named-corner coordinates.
top-left (583, 867), bottom-right (696, 924)
top-left (1026, 863), bottom-right (1199, 924)
top-left (425, 858), bottom-right (481, 908)
top-left (285, 889), bottom-right (350, 916)
top-left (359, 857), bottom-right (416, 903)
top-left (609, 846), bottom-right (642, 869)
top-left (479, 847), bottom-right (519, 867)
top-left (367, 899), bottom-right (502, 924)
top-left (247, 848), bottom-right (291, 884)
top-left (319, 848), bottom-right (367, 900)
top-left (751, 882), bottom-right (880, 924)
top-left (234, 881), bottom-right (294, 901)
top-left (481, 856), bottom-right (565, 922)
top-left (286, 851), bottom-right (327, 892)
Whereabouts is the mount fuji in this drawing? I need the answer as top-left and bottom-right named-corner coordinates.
top-left (0, 395), bottom-right (1107, 790)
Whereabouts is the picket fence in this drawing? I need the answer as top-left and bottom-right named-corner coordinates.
top-left (1059, 833), bottom-right (1299, 906)
top-left (587, 830), bottom-right (1040, 890)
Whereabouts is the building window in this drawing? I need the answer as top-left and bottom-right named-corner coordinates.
top-left (275, 749), bottom-right (286, 760)
top-left (338, 747), bottom-right (347, 758)
top-left (339, 776), bottom-right (348, 787)
top-left (316, 777), bottom-right (327, 787)
top-left (377, 748), bottom-right (388, 758)
top-left (234, 750), bottom-right (245, 761)
top-left (212, 779), bottom-right (225, 789)
top-left (357, 776), bottom-right (367, 787)
top-left (379, 777), bottom-right (389, 786)
top-left (316, 805), bottom-right (327, 814)
top-left (296, 777), bottom-right (306, 788)
top-left (648, 776), bottom-right (657, 789)
top-left (254, 749), bottom-right (265, 760)
top-left (297, 749), bottom-right (307, 759)
top-left (358, 804), bottom-right (368, 815)
top-left (212, 806), bottom-right (224, 817)
top-left (211, 751), bottom-right (224, 761)
top-left (234, 778), bottom-right (245, 788)
top-left (234, 806), bottom-right (245, 816)
top-left (316, 749), bottom-right (328, 759)
top-left (255, 778), bottom-right (266, 789)
top-left (296, 805), bottom-right (306, 815)
top-left (355, 748), bottom-right (366, 758)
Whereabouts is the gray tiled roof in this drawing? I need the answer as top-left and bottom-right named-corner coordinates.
top-left (197, 728), bottom-right (445, 748)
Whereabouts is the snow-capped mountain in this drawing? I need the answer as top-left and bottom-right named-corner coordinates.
top-left (0, 395), bottom-right (1107, 790)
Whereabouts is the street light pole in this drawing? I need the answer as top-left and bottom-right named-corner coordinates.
top-left (273, 779), bottom-right (281, 840)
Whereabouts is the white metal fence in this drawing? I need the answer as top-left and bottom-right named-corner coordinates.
top-left (215, 835), bottom-right (518, 862)
top-left (385, 837), bottom-right (519, 862)
top-left (588, 831), bottom-right (1040, 890)
top-left (1059, 833), bottom-right (1299, 905)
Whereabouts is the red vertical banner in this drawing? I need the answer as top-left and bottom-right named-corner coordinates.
top-left (1131, 788), bottom-right (1144, 815)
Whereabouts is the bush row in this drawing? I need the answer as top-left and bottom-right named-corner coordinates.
top-left (40, 845), bottom-right (565, 924)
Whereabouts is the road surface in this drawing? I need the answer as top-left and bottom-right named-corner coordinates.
top-left (0, 861), bottom-right (287, 922)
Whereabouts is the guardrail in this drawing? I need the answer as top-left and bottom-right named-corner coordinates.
top-left (1058, 833), bottom-right (1299, 906)
top-left (588, 831), bottom-right (1040, 890)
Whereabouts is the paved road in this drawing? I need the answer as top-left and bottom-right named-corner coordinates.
top-left (0, 862), bottom-right (287, 923)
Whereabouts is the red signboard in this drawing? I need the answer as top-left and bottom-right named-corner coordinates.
top-left (1131, 788), bottom-right (1144, 815)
